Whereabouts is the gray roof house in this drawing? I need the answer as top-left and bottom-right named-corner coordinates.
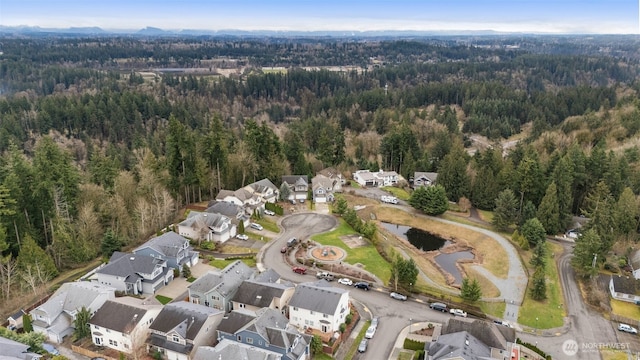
top-left (231, 279), bottom-right (295, 315)
top-left (609, 275), bottom-right (640, 304)
top-left (281, 175), bottom-right (309, 201)
top-left (177, 211), bottom-right (236, 243)
top-left (288, 281), bottom-right (350, 334)
top-left (630, 249), bottom-right (640, 280)
top-left (206, 201), bottom-right (250, 227)
top-left (188, 260), bottom-right (254, 312)
top-left (30, 282), bottom-right (116, 343)
top-left (94, 252), bottom-right (173, 296)
top-left (147, 302), bottom-right (224, 360)
top-left (217, 308), bottom-right (311, 360)
top-left (426, 331), bottom-right (493, 360)
top-left (0, 335), bottom-right (42, 360)
top-left (216, 188), bottom-right (261, 208)
top-left (133, 231), bottom-right (199, 270)
top-left (244, 179), bottom-right (280, 204)
top-left (192, 339), bottom-right (282, 360)
top-left (90, 299), bottom-right (162, 354)
top-left (413, 171), bottom-right (438, 188)
top-left (352, 169), bottom-right (399, 187)
top-left (311, 175), bottom-right (337, 204)
top-left (7, 309), bottom-right (25, 331)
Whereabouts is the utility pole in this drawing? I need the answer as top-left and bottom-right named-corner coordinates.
top-left (592, 253), bottom-right (598, 268)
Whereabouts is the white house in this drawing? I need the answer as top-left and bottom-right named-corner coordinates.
top-left (133, 231), bottom-right (199, 270)
top-left (94, 252), bottom-right (173, 295)
top-left (231, 279), bottom-right (295, 315)
top-left (609, 275), bottom-right (640, 304)
top-left (413, 172), bottom-right (438, 188)
top-left (90, 299), bottom-right (162, 354)
top-left (352, 169), bottom-right (399, 187)
top-left (281, 175), bottom-right (309, 201)
top-left (244, 179), bottom-right (280, 204)
top-left (188, 260), bottom-right (254, 312)
top-left (30, 282), bottom-right (115, 343)
top-left (177, 211), bottom-right (236, 243)
top-left (288, 281), bottom-right (350, 334)
top-left (311, 175), bottom-right (337, 203)
top-left (216, 189), bottom-right (261, 208)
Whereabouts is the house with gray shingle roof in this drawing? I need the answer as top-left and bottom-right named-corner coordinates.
top-left (192, 339), bottom-right (282, 360)
top-left (146, 302), bottom-right (223, 360)
top-left (426, 331), bottom-right (493, 360)
top-left (442, 318), bottom-right (515, 355)
top-left (30, 282), bottom-right (115, 343)
top-left (413, 171), bottom-right (438, 188)
top-left (188, 260), bottom-right (254, 312)
top-left (0, 335), bottom-right (42, 360)
top-left (7, 309), bottom-right (25, 331)
top-left (90, 299), bottom-right (162, 354)
top-left (134, 231), bottom-right (199, 270)
top-left (177, 211), bottom-right (236, 243)
top-left (217, 308), bottom-right (311, 360)
top-left (206, 201), bottom-right (250, 228)
top-left (281, 175), bottom-right (309, 202)
top-left (288, 281), bottom-right (349, 334)
top-left (245, 179), bottom-right (280, 204)
top-left (231, 279), bottom-right (295, 315)
top-left (609, 275), bottom-right (640, 303)
top-left (94, 252), bottom-right (173, 295)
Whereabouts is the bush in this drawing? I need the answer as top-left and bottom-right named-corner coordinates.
top-left (516, 338), bottom-right (552, 359)
top-left (403, 338), bottom-right (425, 351)
top-left (413, 350), bottom-right (425, 360)
top-left (339, 323), bottom-right (346, 333)
top-left (345, 313), bottom-right (353, 325)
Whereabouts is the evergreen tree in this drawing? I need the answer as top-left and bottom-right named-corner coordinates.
top-left (581, 181), bottom-right (615, 254)
top-left (614, 187), bottom-right (638, 237)
top-left (390, 256), bottom-right (419, 291)
top-left (537, 182), bottom-right (561, 235)
top-left (519, 201), bottom-right (537, 227)
top-left (460, 277), bottom-right (482, 302)
top-left (279, 183), bottom-right (291, 201)
top-left (437, 142), bottom-right (470, 201)
top-left (101, 228), bottom-right (122, 258)
top-left (310, 335), bottom-right (323, 354)
top-left (492, 189), bottom-right (519, 231)
top-left (17, 234), bottom-right (58, 279)
top-left (333, 195), bottom-right (348, 216)
top-left (571, 229), bottom-right (602, 278)
top-left (182, 264), bottom-right (192, 278)
top-left (520, 218), bottom-right (547, 248)
top-left (238, 221), bottom-right (245, 234)
top-left (530, 267), bottom-right (547, 300)
top-left (22, 314), bottom-right (33, 333)
top-left (409, 185), bottom-right (449, 216)
top-left (530, 243), bottom-right (547, 268)
top-left (552, 156), bottom-right (575, 231)
top-left (73, 307), bottom-right (91, 340)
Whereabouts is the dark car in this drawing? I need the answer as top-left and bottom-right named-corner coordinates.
top-left (354, 282), bottom-right (370, 291)
top-left (292, 266), bottom-right (307, 275)
top-left (429, 302), bottom-right (448, 312)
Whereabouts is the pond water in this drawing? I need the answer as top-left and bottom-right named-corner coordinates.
top-left (435, 251), bottom-right (475, 284)
top-left (380, 222), bottom-right (451, 251)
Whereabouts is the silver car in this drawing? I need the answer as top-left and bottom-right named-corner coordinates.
top-left (358, 338), bottom-right (368, 353)
top-left (390, 292), bottom-right (407, 301)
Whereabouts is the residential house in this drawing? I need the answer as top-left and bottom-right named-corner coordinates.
top-left (216, 308), bottom-right (311, 360)
top-left (629, 249), bottom-right (640, 280)
top-left (215, 189), bottom-right (261, 208)
top-left (90, 299), bottom-right (162, 354)
top-left (426, 318), bottom-right (516, 360)
top-left (317, 167), bottom-right (344, 193)
top-left (231, 279), bottom-right (295, 315)
top-left (7, 309), bottom-right (25, 331)
top-left (244, 178), bottom-right (280, 204)
top-left (188, 260), bottom-right (254, 312)
top-left (177, 211), bottom-right (236, 243)
top-left (134, 232), bottom-right (199, 270)
top-left (311, 175), bottom-right (337, 203)
top-left (192, 339), bottom-right (282, 360)
top-left (288, 281), bottom-right (349, 334)
top-left (147, 302), bottom-right (223, 360)
top-left (0, 335), bottom-right (42, 360)
top-left (281, 176), bottom-right (309, 202)
top-left (413, 172), bottom-right (438, 188)
top-left (205, 201), bottom-right (249, 229)
top-left (352, 169), bottom-right (399, 187)
top-left (30, 282), bottom-right (115, 343)
top-left (609, 275), bottom-right (640, 304)
top-left (94, 252), bottom-right (173, 296)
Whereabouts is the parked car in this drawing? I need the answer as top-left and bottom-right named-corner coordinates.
top-left (287, 238), bottom-right (298, 247)
top-left (358, 338), bottom-right (368, 353)
top-left (450, 308), bottom-right (468, 317)
top-left (354, 282), bottom-right (370, 291)
top-left (429, 302), bottom-right (448, 312)
top-left (371, 317), bottom-right (379, 328)
top-left (365, 324), bottom-right (377, 339)
top-left (280, 246), bottom-right (287, 253)
top-left (43, 344), bottom-right (59, 356)
top-left (390, 292), bottom-right (407, 301)
top-left (235, 233), bottom-right (249, 240)
top-left (316, 271), bottom-right (334, 281)
top-left (338, 278), bottom-right (353, 286)
top-left (250, 223), bottom-right (264, 231)
top-left (618, 323), bottom-right (638, 334)
top-left (264, 209), bottom-right (275, 216)
top-left (493, 320), bottom-right (513, 328)
top-left (292, 266), bottom-right (307, 275)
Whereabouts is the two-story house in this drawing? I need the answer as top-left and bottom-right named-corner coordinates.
top-left (94, 252), bottom-right (173, 295)
top-left (205, 201), bottom-right (250, 229)
top-left (147, 302), bottom-right (223, 360)
top-left (188, 260), bottom-right (254, 312)
top-left (352, 169), bottom-right (399, 187)
top-left (231, 279), bottom-right (295, 316)
top-left (134, 232), bottom-right (199, 270)
top-left (288, 281), bottom-right (350, 334)
top-left (281, 176), bottom-right (309, 202)
top-left (317, 167), bottom-right (344, 193)
top-left (30, 282), bottom-right (115, 343)
top-left (215, 188), bottom-right (260, 207)
top-left (177, 211), bottom-right (236, 243)
top-left (311, 175), bottom-right (337, 203)
top-left (413, 171), bottom-right (438, 188)
top-left (90, 299), bottom-right (162, 354)
top-left (217, 308), bottom-right (311, 360)
top-left (244, 179), bottom-right (280, 204)
top-left (192, 339), bottom-right (282, 360)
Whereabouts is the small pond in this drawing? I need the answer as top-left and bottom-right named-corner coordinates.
top-left (380, 222), bottom-right (451, 251)
top-left (435, 251), bottom-right (475, 284)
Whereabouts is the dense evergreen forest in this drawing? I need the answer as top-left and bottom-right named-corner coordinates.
top-left (0, 35), bottom-right (639, 303)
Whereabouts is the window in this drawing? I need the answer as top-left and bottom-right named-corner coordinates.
top-left (246, 338), bottom-right (253, 344)
top-left (106, 329), bottom-right (111, 333)
top-left (172, 335), bottom-right (180, 343)
top-left (109, 339), bottom-right (118, 347)
top-left (94, 325), bottom-right (100, 329)
top-left (323, 314), bottom-right (329, 318)
top-left (310, 311), bottom-right (314, 315)
top-left (94, 337), bottom-right (101, 345)
top-left (124, 344), bottom-right (129, 349)
top-left (237, 335), bottom-right (242, 342)
top-left (293, 307), bottom-right (298, 311)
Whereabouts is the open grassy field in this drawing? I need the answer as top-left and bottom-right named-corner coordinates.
top-left (463, 267), bottom-right (501, 298)
top-left (381, 186), bottom-right (411, 200)
top-left (208, 257), bottom-right (257, 269)
top-left (518, 242), bottom-right (565, 329)
top-left (254, 218), bottom-right (279, 233)
top-left (479, 301), bottom-right (507, 318)
top-left (312, 219), bottom-right (391, 283)
top-left (611, 299), bottom-right (640, 319)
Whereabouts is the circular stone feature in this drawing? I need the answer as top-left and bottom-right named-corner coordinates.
top-left (309, 246), bottom-right (346, 263)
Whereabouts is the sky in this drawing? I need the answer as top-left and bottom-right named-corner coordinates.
top-left (1, 0), bottom-right (638, 34)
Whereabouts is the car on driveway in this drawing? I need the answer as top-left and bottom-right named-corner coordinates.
top-left (358, 338), bottom-right (368, 353)
top-left (236, 233), bottom-right (249, 240)
top-left (450, 308), bottom-right (468, 317)
top-left (292, 266), bottom-right (307, 275)
top-left (354, 282), bottom-right (370, 291)
top-left (618, 323), bottom-right (638, 334)
top-left (390, 292), bottom-right (407, 301)
top-left (338, 278), bottom-right (353, 286)
top-left (250, 223), bottom-right (263, 231)
top-left (264, 209), bottom-right (275, 216)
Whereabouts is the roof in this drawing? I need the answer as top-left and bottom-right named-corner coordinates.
top-left (97, 252), bottom-right (165, 278)
top-left (192, 339), bottom-right (282, 360)
top-left (216, 310), bottom-right (256, 335)
top-left (8, 309), bottom-right (25, 321)
top-left (282, 175), bottom-right (309, 186)
top-left (179, 211), bottom-right (229, 229)
top-left (288, 281), bottom-right (348, 315)
top-left (149, 302), bottom-right (222, 341)
top-left (231, 280), bottom-right (293, 308)
top-left (254, 269), bottom-right (282, 283)
top-left (414, 171), bottom-right (438, 182)
top-left (216, 189), bottom-right (235, 201)
top-left (189, 260), bottom-right (254, 296)
top-left (611, 275), bottom-right (640, 296)
top-left (426, 331), bottom-right (492, 360)
top-left (0, 335), bottom-right (42, 360)
top-left (89, 300), bottom-right (148, 333)
top-left (317, 167), bottom-right (342, 179)
top-left (206, 201), bottom-right (243, 218)
top-left (249, 178), bottom-right (279, 193)
top-left (34, 282), bottom-right (115, 318)
top-left (135, 231), bottom-right (188, 258)
top-left (443, 318), bottom-right (514, 350)
top-left (312, 175), bottom-right (335, 191)
top-left (353, 170), bottom-right (378, 181)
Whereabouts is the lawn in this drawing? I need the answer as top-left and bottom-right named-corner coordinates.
top-left (518, 242), bottom-right (565, 329)
top-left (344, 320), bottom-right (370, 360)
top-left (208, 257), bottom-right (257, 269)
top-left (311, 219), bottom-right (391, 284)
top-left (381, 186), bottom-right (411, 200)
top-left (476, 209), bottom-right (494, 223)
top-left (254, 218), bottom-right (279, 233)
top-left (479, 301), bottom-right (506, 318)
top-left (312, 353), bottom-right (333, 360)
top-left (611, 299), bottom-right (640, 319)
top-left (463, 267), bottom-right (501, 298)
top-left (155, 295), bottom-right (172, 305)
top-left (601, 350), bottom-right (629, 360)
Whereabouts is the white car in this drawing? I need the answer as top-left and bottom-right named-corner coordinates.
top-left (249, 223), bottom-right (263, 231)
top-left (390, 292), bottom-right (407, 301)
top-left (264, 210), bottom-right (275, 216)
top-left (618, 323), bottom-right (638, 334)
top-left (338, 278), bottom-right (353, 286)
top-left (450, 308), bottom-right (467, 317)
top-left (236, 234), bottom-right (249, 240)
top-left (365, 324), bottom-right (377, 339)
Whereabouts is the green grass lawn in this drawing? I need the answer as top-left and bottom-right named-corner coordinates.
top-left (311, 220), bottom-right (391, 283)
top-left (254, 218), bottom-right (279, 233)
top-left (381, 186), bottom-right (411, 200)
top-left (479, 301), bottom-right (507, 318)
top-left (344, 320), bottom-right (370, 360)
top-left (312, 353), bottom-right (333, 360)
top-left (476, 209), bottom-right (494, 223)
top-left (155, 295), bottom-right (172, 305)
top-left (208, 257), bottom-right (257, 269)
top-left (397, 350), bottom-right (414, 360)
top-left (601, 350), bottom-right (629, 360)
top-left (611, 299), bottom-right (640, 319)
top-left (518, 242), bottom-right (565, 329)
